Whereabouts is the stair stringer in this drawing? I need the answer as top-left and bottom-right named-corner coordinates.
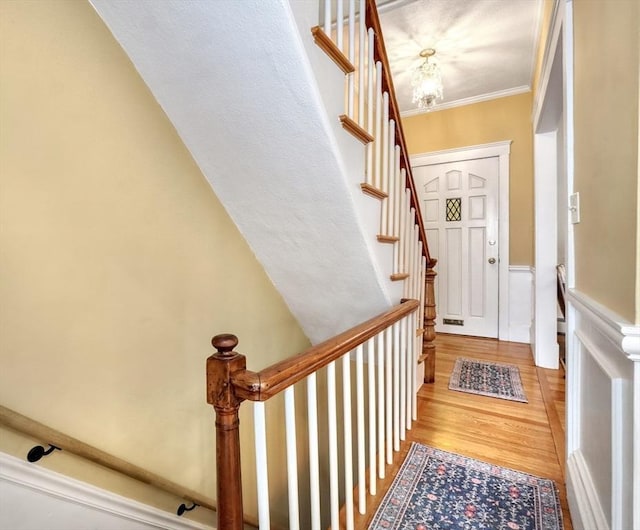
top-left (89, 0), bottom-right (398, 345)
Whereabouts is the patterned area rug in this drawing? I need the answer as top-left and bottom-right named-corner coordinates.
top-left (449, 357), bottom-right (528, 403)
top-left (368, 443), bottom-right (563, 530)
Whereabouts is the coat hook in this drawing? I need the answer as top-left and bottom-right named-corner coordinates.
top-left (176, 502), bottom-right (198, 516)
top-left (27, 444), bottom-right (61, 463)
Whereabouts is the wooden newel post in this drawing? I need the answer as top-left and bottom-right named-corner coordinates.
top-left (423, 259), bottom-right (437, 383)
top-left (207, 334), bottom-right (246, 530)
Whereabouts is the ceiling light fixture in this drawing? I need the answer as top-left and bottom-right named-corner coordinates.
top-left (412, 48), bottom-right (443, 110)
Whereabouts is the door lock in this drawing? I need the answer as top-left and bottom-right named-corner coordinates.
top-left (488, 258), bottom-right (496, 264)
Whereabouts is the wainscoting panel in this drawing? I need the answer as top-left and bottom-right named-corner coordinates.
top-left (566, 290), bottom-right (639, 530)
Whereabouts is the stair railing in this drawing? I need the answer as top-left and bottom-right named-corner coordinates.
top-left (312, 0), bottom-right (437, 382)
top-left (207, 299), bottom-right (420, 529)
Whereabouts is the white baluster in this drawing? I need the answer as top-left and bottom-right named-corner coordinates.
top-left (394, 147), bottom-right (402, 240)
top-left (400, 315), bottom-right (407, 440)
top-left (374, 62), bottom-right (383, 189)
top-left (347, 0), bottom-right (355, 119)
top-left (380, 92), bottom-right (389, 236)
top-left (342, 354), bottom-right (354, 530)
top-left (399, 181), bottom-right (408, 295)
top-left (284, 387), bottom-right (300, 530)
top-left (357, 0), bottom-right (365, 126)
top-left (307, 374), bottom-right (321, 530)
top-left (404, 202), bottom-right (416, 298)
top-left (376, 331), bottom-right (385, 478)
top-left (355, 344), bottom-right (366, 514)
top-left (337, 0), bottom-right (343, 52)
top-left (410, 311), bottom-right (417, 426)
top-left (405, 314), bottom-right (412, 431)
top-left (392, 148), bottom-right (401, 273)
top-left (367, 337), bottom-right (377, 494)
top-left (385, 326), bottom-right (393, 464)
top-left (393, 321), bottom-right (400, 451)
top-left (324, 0), bottom-right (331, 36)
top-left (387, 119), bottom-right (396, 238)
top-left (254, 402), bottom-right (270, 530)
top-left (327, 361), bottom-right (339, 530)
top-left (406, 311), bottom-right (418, 430)
top-left (365, 29), bottom-right (375, 185)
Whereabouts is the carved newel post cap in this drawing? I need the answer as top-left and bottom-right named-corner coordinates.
top-left (211, 334), bottom-right (238, 355)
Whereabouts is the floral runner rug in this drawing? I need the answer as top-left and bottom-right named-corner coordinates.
top-left (448, 357), bottom-right (528, 403)
top-left (367, 443), bottom-right (563, 530)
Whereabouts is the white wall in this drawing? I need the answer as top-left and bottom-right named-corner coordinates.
top-left (89, 0), bottom-right (397, 345)
top-left (0, 453), bottom-right (213, 530)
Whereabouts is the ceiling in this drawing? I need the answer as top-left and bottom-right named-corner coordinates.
top-left (375, 0), bottom-right (543, 115)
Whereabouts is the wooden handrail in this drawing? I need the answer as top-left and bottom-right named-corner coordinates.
top-left (0, 404), bottom-right (257, 528)
top-left (228, 299), bottom-right (419, 402)
top-left (364, 0), bottom-right (435, 268)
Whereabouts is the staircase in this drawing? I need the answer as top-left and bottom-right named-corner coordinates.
top-left (89, 0), bottom-right (436, 527)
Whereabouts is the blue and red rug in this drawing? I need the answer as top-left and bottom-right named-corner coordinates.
top-left (449, 357), bottom-right (528, 403)
top-left (368, 443), bottom-right (563, 530)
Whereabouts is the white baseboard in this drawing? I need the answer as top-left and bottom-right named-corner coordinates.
top-left (566, 450), bottom-right (609, 530)
top-left (0, 452), bottom-right (213, 530)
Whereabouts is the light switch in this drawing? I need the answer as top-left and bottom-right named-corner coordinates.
top-left (569, 192), bottom-right (580, 224)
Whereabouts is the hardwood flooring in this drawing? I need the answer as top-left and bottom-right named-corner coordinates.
top-left (351, 333), bottom-right (572, 529)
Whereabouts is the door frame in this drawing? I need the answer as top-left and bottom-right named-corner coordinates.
top-left (411, 140), bottom-right (512, 341)
top-left (531, 0), bottom-right (573, 370)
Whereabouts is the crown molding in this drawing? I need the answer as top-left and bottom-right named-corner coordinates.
top-left (401, 85), bottom-right (531, 117)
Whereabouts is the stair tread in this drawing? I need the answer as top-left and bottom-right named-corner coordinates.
top-left (311, 26), bottom-right (355, 74)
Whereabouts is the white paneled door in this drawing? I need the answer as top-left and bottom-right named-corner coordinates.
top-left (415, 157), bottom-right (500, 338)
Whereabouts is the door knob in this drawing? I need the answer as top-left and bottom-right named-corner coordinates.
top-left (488, 258), bottom-right (496, 264)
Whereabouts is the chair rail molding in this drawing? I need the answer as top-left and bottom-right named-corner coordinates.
top-left (568, 289), bottom-right (640, 359)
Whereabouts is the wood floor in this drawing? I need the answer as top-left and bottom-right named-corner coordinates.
top-left (352, 333), bottom-right (572, 529)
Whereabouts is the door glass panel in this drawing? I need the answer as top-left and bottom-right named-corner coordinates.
top-left (446, 197), bottom-right (461, 222)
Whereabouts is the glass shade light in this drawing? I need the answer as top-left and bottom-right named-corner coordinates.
top-left (411, 49), bottom-right (443, 110)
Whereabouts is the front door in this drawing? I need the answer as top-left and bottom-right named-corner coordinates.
top-left (414, 157), bottom-right (500, 338)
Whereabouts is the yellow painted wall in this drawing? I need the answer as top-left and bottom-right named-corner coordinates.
top-left (572, 0), bottom-right (639, 323)
top-left (0, 0), bottom-right (310, 523)
top-left (402, 92), bottom-right (534, 265)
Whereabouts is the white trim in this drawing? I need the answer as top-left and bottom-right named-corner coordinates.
top-left (400, 86), bottom-right (531, 118)
top-left (568, 289), bottom-right (640, 360)
top-left (529, 0), bottom-right (546, 91)
top-left (0, 452), bottom-right (212, 530)
top-left (566, 450), bottom-right (609, 530)
top-left (508, 266), bottom-right (533, 344)
top-left (533, 130), bottom-right (559, 368)
top-left (532, 0), bottom-right (562, 128)
top-left (410, 140), bottom-right (511, 341)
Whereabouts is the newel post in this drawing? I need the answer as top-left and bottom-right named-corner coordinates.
top-left (207, 334), bottom-right (245, 530)
top-left (422, 259), bottom-right (437, 383)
